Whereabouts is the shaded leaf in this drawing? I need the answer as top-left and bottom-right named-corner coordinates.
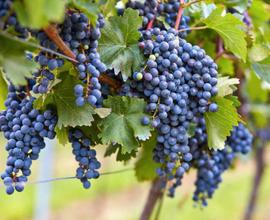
top-left (99, 8), bottom-right (144, 79)
top-left (55, 126), bottom-right (69, 146)
top-left (0, 32), bottom-right (38, 85)
top-left (135, 133), bottom-right (159, 181)
top-left (0, 70), bottom-right (8, 110)
top-left (34, 73), bottom-right (95, 128)
top-left (99, 96), bottom-right (152, 153)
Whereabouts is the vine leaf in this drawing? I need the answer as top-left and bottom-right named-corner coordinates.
top-left (99, 96), bottom-right (152, 153)
top-left (135, 133), bottom-right (159, 182)
top-left (204, 96), bottom-right (243, 150)
top-left (55, 127), bottom-right (69, 146)
top-left (202, 8), bottom-right (247, 61)
top-left (217, 57), bottom-right (234, 76)
top-left (0, 70), bottom-right (8, 110)
top-left (246, 71), bottom-right (268, 103)
top-left (217, 76), bottom-right (239, 97)
top-left (13, 0), bottom-right (65, 29)
top-left (0, 32), bottom-right (38, 86)
top-left (104, 143), bottom-right (137, 162)
top-left (94, 108), bottom-right (111, 118)
top-left (34, 73), bottom-right (95, 129)
top-left (249, 44), bottom-right (270, 62)
top-left (99, 0), bottom-right (117, 16)
top-left (68, 0), bottom-right (99, 25)
top-left (252, 58), bottom-right (270, 83)
top-left (99, 8), bottom-right (144, 79)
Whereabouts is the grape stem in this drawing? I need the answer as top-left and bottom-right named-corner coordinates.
top-left (214, 37), bottom-right (239, 62)
top-left (140, 178), bottom-right (165, 220)
top-left (174, 0), bottom-right (185, 30)
top-left (43, 25), bottom-right (122, 90)
top-left (147, 19), bottom-right (155, 30)
top-left (178, 25), bottom-right (207, 32)
top-left (146, 1), bottom-right (160, 30)
top-left (182, 0), bottom-right (204, 8)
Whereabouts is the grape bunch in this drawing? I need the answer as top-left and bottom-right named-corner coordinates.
top-left (122, 27), bottom-right (219, 196)
top-left (60, 12), bottom-right (106, 107)
top-left (68, 129), bottom-right (101, 189)
top-left (0, 0), bottom-right (29, 38)
top-left (0, 84), bottom-right (57, 194)
top-left (191, 122), bottom-right (253, 206)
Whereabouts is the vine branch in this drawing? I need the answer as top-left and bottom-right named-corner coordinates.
top-left (178, 26), bottom-right (207, 33)
top-left (243, 144), bottom-right (266, 220)
top-left (140, 178), bottom-right (165, 220)
top-left (182, 0), bottom-right (204, 8)
top-left (43, 25), bottom-right (121, 90)
top-left (43, 25), bottom-right (77, 61)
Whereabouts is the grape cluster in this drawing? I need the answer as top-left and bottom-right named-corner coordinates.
top-left (68, 129), bottom-right (101, 189)
top-left (190, 120), bottom-right (253, 206)
top-left (0, 0), bottom-right (29, 38)
top-left (0, 85), bottom-right (57, 194)
top-left (122, 27), bottom-right (218, 195)
top-left (60, 12), bottom-right (106, 107)
top-left (227, 123), bottom-right (253, 154)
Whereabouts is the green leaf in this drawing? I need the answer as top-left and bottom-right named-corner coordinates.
top-left (217, 76), bottom-right (239, 97)
top-left (217, 57), bottom-right (234, 76)
top-left (104, 143), bottom-right (137, 162)
top-left (99, 96), bottom-right (152, 153)
top-left (79, 116), bottom-right (102, 145)
top-left (187, 122), bottom-right (197, 138)
top-left (202, 8), bottom-right (247, 61)
top-left (217, 0), bottom-right (249, 13)
top-left (246, 71), bottom-right (268, 103)
top-left (226, 95), bottom-right (241, 108)
top-left (204, 96), bottom-right (242, 149)
top-left (68, 0), bottom-right (99, 25)
top-left (0, 70), bottom-right (8, 110)
top-left (99, 8), bottom-right (144, 79)
top-left (251, 111), bottom-right (268, 129)
top-left (252, 58), bottom-right (270, 83)
top-left (0, 32), bottom-right (38, 85)
top-left (135, 133), bottom-right (159, 182)
top-left (13, 0), bottom-right (65, 29)
top-left (249, 44), bottom-right (270, 62)
top-left (34, 73), bottom-right (95, 128)
top-left (99, 0), bottom-right (117, 16)
top-left (55, 126), bottom-right (69, 146)
top-left (94, 108), bottom-right (111, 118)
top-left (249, 103), bottom-right (270, 128)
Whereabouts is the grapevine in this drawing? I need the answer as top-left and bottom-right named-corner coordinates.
top-left (0, 0), bottom-right (269, 219)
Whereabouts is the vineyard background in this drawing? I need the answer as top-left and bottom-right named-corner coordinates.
top-left (0, 136), bottom-right (269, 220)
